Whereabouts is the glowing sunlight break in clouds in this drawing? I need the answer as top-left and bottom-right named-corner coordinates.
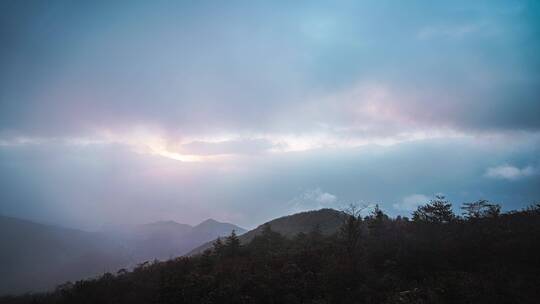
top-left (1, 0), bottom-right (539, 230)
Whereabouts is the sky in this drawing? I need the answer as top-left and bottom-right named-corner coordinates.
top-left (1, 0), bottom-right (539, 230)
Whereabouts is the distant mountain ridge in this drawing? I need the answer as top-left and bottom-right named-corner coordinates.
top-left (136, 220), bottom-right (193, 236)
top-left (0, 215), bottom-right (245, 295)
top-left (1, 209), bottom-right (347, 295)
top-left (131, 219), bottom-right (246, 261)
top-left (0, 215), bottom-right (129, 295)
top-left (188, 208), bottom-right (345, 255)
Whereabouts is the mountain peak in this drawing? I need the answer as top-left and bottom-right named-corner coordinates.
top-left (151, 220), bottom-right (179, 225)
top-left (139, 220), bottom-right (192, 229)
top-left (198, 218), bottom-right (220, 226)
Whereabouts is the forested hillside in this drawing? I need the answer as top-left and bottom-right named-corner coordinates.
top-left (2, 198), bottom-right (539, 304)
top-left (188, 209), bottom-right (344, 255)
top-left (0, 216), bottom-right (244, 294)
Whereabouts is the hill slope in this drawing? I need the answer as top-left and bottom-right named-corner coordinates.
top-left (0, 215), bottom-right (130, 295)
top-left (188, 208), bottom-right (344, 255)
top-left (0, 216), bottom-right (245, 295)
top-left (5, 205), bottom-right (539, 303)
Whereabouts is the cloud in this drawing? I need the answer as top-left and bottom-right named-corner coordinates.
top-left (417, 24), bottom-right (480, 40)
top-left (0, 124), bottom-right (469, 162)
top-left (393, 194), bottom-right (430, 211)
top-left (179, 138), bottom-right (276, 156)
top-left (1, 0), bottom-right (540, 231)
top-left (289, 188), bottom-right (338, 213)
top-left (2, 133), bottom-right (540, 230)
top-left (1, 1), bottom-right (539, 141)
top-left (484, 165), bottom-right (537, 180)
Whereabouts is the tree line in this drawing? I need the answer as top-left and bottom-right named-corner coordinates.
top-left (2, 197), bottom-right (539, 304)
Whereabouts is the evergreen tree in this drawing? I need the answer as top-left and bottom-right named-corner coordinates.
top-left (3, 200), bottom-right (540, 304)
top-left (367, 204), bottom-right (388, 237)
top-left (213, 237), bottom-right (224, 257)
top-left (224, 230), bottom-right (241, 257)
top-left (461, 199), bottom-right (501, 219)
top-left (371, 204), bottom-right (387, 221)
top-left (251, 224), bottom-right (286, 256)
top-left (412, 195), bottom-right (455, 223)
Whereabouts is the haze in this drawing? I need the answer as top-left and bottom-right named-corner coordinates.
top-left (1, 0), bottom-right (539, 231)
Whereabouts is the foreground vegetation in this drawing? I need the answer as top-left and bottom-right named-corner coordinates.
top-left (2, 197), bottom-right (540, 304)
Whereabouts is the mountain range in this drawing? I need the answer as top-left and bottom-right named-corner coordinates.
top-left (0, 215), bottom-right (244, 295)
top-left (1, 209), bottom-right (348, 295)
top-left (127, 218), bottom-right (246, 261)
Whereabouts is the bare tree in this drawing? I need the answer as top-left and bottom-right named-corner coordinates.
top-left (339, 203), bottom-right (368, 258)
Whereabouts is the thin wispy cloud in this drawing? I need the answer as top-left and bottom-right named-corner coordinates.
top-left (485, 165), bottom-right (537, 180)
top-left (289, 188), bottom-right (339, 214)
top-left (393, 194), bottom-right (430, 212)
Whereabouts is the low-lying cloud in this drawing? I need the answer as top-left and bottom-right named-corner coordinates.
top-left (484, 165), bottom-right (537, 180)
top-left (393, 194), bottom-right (430, 212)
top-left (289, 188), bottom-right (339, 214)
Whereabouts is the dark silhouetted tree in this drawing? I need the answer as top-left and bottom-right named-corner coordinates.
top-left (3, 199), bottom-right (540, 304)
top-left (412, 195), bottom-right (455, 223)
top-left (461, 199), bottom-right (501, 219)
top-left (224, 230), bottom-right (241, 257)
top-left (213, 237), bottom-right (224, 257)
top-left (250, 224), bottom-right (286, 256)
top-left (339, 204), bottom-right (364, 259)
